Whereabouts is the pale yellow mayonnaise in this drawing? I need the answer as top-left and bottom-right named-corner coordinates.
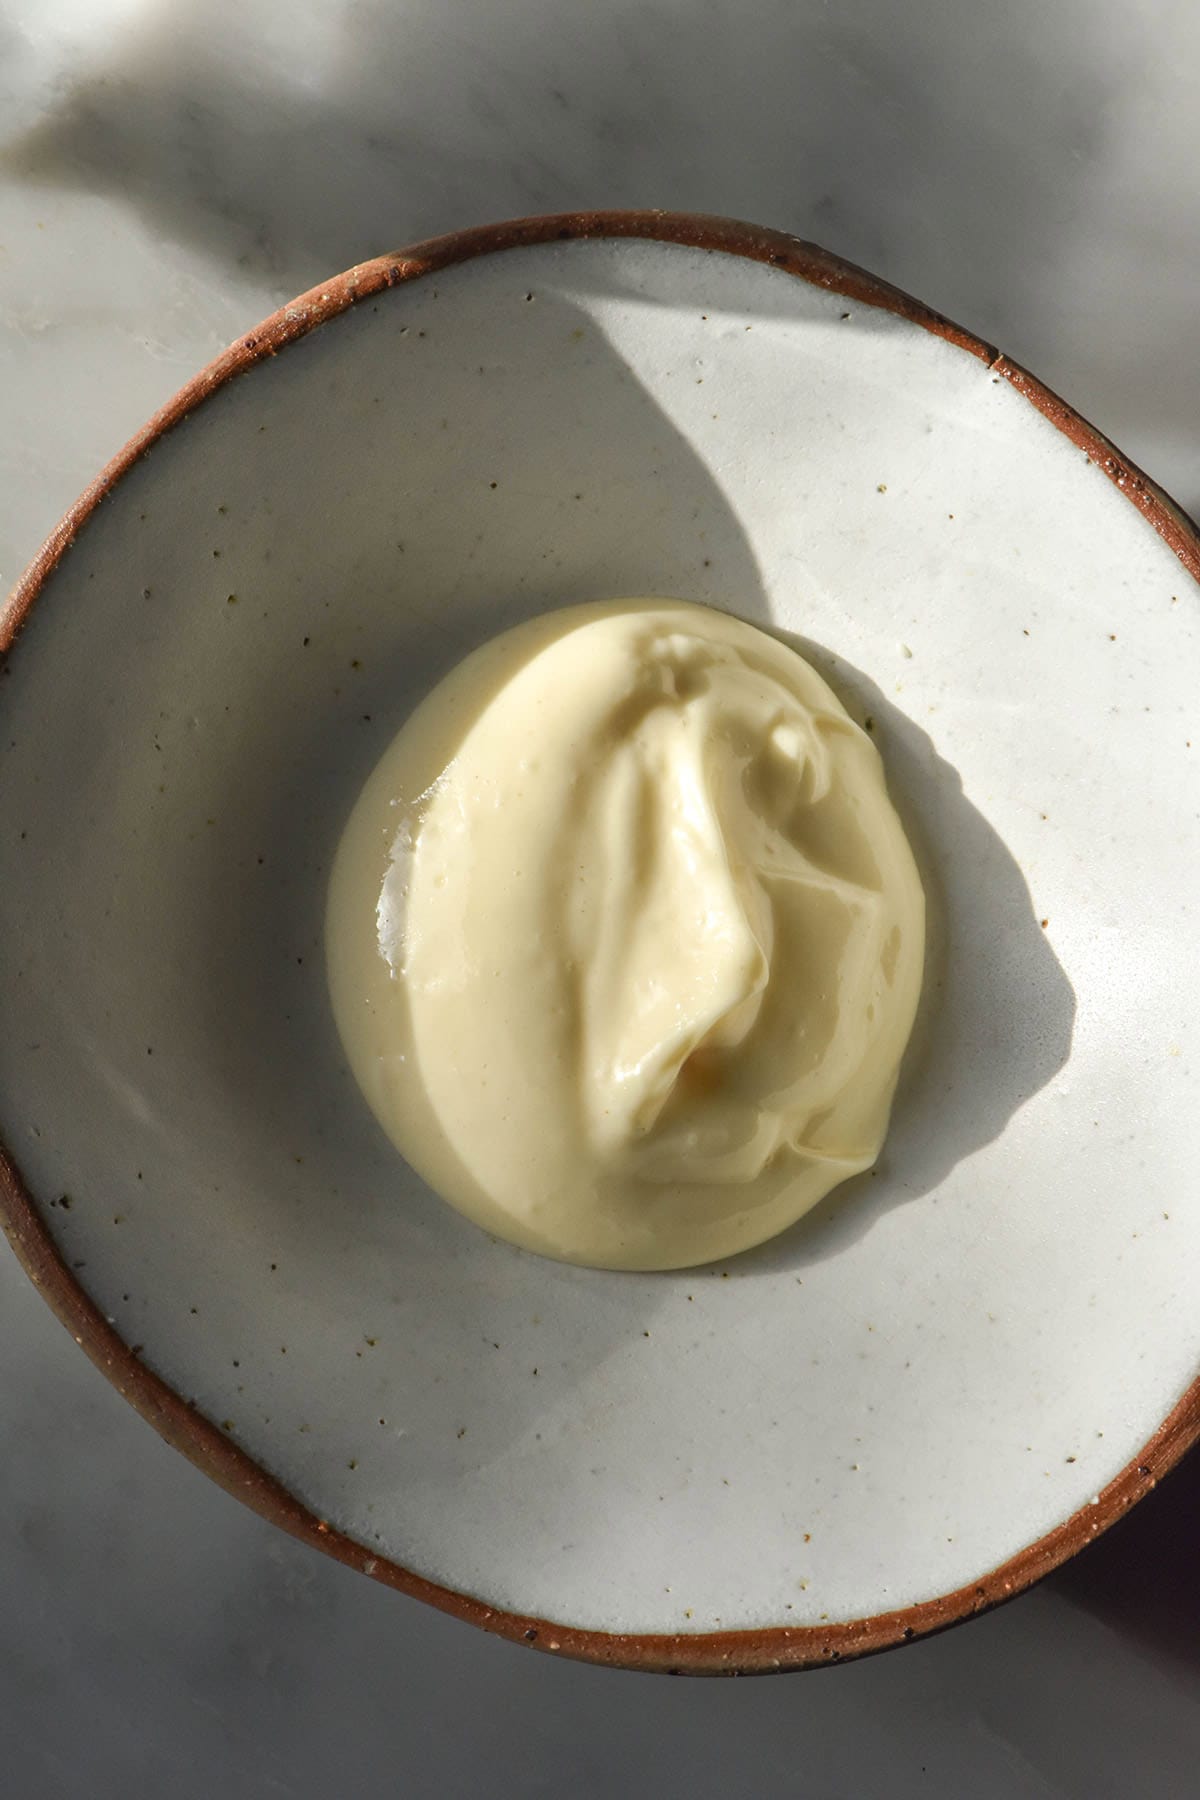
top-left (327, 601), bottom-right (924, 1270)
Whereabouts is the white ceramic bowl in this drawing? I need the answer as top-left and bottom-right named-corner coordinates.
top-left (2, 214), bottom-right (1198, 1673)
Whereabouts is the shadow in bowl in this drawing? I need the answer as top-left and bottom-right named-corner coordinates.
top-left (0, 266), bottom-right (775, 1536)
top-left (730, 634), bottom-right (1077, 1275)
top-left (0, 280), bottom-right (775, 1484)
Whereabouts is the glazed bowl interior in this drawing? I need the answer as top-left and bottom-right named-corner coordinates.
top-left (1, 219), bottom-right (1198, 1671)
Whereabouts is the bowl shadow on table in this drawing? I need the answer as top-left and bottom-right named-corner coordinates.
top-left (1049, 1440), bottom-right (1200, 1676)
top-left (727, 635), bottom-right (1077, 1278)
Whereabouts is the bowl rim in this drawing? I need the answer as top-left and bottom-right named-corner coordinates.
top-left (2, 208), bottom-right (1199, 1676)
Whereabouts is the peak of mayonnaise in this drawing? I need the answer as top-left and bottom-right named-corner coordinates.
top-left (327, 601), bottom-right (924, 1270)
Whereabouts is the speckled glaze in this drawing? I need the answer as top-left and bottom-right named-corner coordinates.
top-left (1, 214), bottom-right (1198, 1674)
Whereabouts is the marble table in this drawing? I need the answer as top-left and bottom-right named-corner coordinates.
top-left (2, 2), bottom-right (1198, 1793)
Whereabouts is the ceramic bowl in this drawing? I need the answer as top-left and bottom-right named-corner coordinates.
top-left (2, 214), bottom-right (1198, 1674)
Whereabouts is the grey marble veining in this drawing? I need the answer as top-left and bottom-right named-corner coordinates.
top-left (2, 2), bottom-right (1199, 1794)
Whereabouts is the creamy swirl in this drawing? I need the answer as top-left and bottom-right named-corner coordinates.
top-left (327, 600), bottom-right (924, 1270)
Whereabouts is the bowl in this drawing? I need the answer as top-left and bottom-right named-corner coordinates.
top-left (2, 212), bottom-right (1198, 1674)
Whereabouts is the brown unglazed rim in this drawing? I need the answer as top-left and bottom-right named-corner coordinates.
top-left (2, 211), bottom-right (1199, 1676)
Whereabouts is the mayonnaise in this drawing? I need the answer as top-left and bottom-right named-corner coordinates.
top-left (326, 601), bottom-right (924, 1270)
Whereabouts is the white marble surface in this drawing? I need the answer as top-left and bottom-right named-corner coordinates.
top-left (1, 1), bottom-right (1198, 1793)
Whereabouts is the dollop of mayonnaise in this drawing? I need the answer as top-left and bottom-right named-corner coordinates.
top-left (327, 601), bottom-right (924, 1270)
